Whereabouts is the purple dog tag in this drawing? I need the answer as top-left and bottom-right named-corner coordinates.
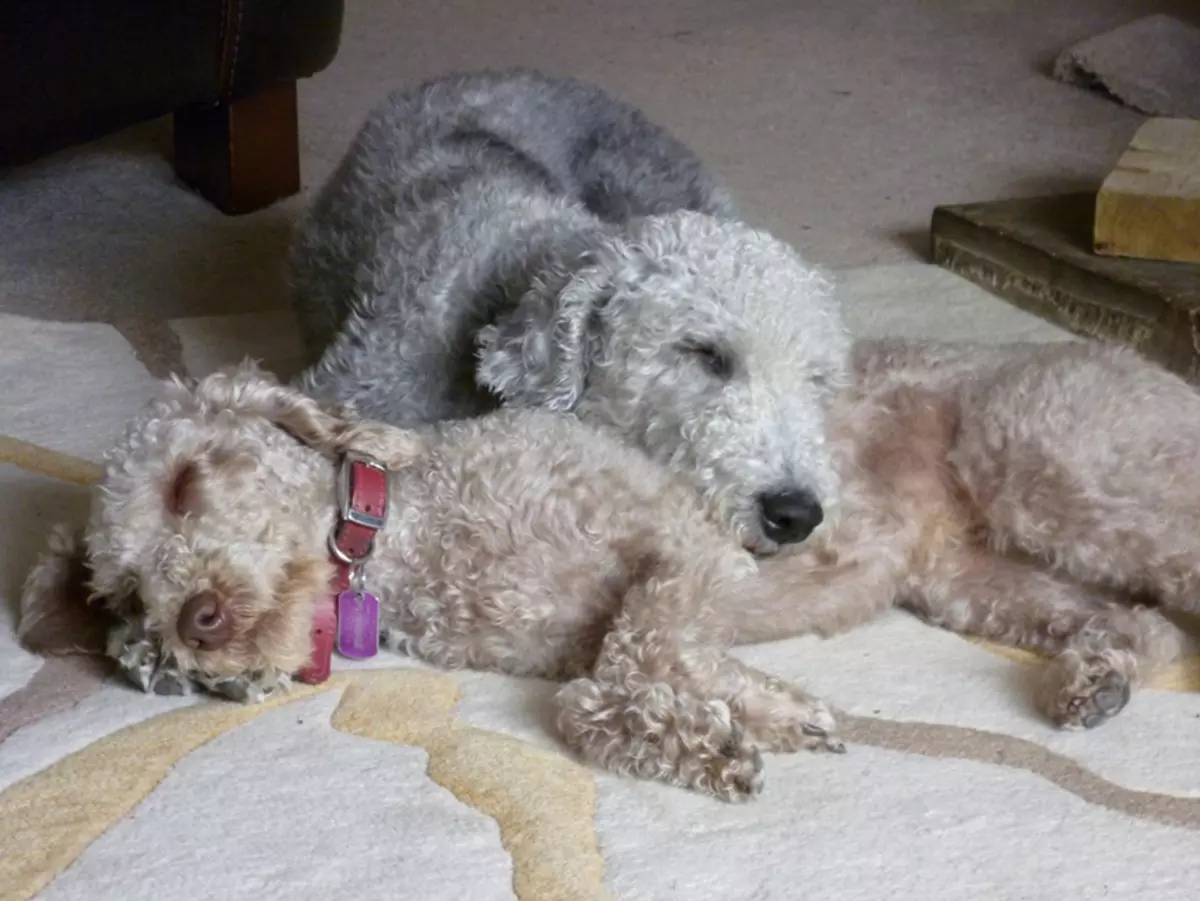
top-left (336, 590), bottom-right (380, 659)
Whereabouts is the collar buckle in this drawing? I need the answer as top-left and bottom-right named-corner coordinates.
top-left (328, 452), bottom-right (389, 566)
top-left (337, 451), bottom-right (388, 530)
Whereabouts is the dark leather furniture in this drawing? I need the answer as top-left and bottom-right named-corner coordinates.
top-left (0, 1), bottom-right (345, 214)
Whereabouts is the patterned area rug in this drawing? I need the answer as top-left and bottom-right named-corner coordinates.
top-left (2, 264), bottom-right (1198, 901)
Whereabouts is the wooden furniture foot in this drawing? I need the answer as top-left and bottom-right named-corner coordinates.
top-left (173, 81), bottom-right (301, 215)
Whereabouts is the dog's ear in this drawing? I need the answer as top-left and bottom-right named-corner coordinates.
top-left (185, 360), bottom-right (427, 469)
top-left (332, 422), bottom-right (429, 471)
top-left (186, 360), bottom-right (358, 456)
top-left (476, 266), bottom-right (610, 412)
top-left (18, 524), bottom-right (116, 657)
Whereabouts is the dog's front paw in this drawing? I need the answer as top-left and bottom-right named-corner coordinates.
top-left (669, 704), bottom-right (767, 802)
top-left (198, 668), bottom-right (291, 704)
top-left (108, 619), bottom-right (196, 696)
top-left (554, 680), bottom-right (766, 801)
top-left (1041, 651), bottom-right (1132, 729)
top-left (707, 720), bottom-right (765, 801)
top-left (106, 617), bottom-right (287, 703)
top-left (147, 654), bottom-right (198, 696)
top-left (735, 686), bottom-right (846, 754)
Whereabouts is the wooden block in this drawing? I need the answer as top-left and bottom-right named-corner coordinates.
top-left (1094, 117), bottom-right (1200, 264)
top-left (930, 193), bottom-right (1200, 380)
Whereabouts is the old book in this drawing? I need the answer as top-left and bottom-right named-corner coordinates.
top-left (930, 193), bottom-right (1200, 380)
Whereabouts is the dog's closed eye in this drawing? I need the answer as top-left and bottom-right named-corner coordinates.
top-left (166, 460), bottom-right (202, 517)
top-left (680, 340), bottom-right (735, 380)
top-left (164, 446), bottom-right (256, 519)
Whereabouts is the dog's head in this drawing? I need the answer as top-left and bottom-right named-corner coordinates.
top-left (19, 363), bottom-right (421, 696)
top-left (477, 210), bottom-right (850, 554)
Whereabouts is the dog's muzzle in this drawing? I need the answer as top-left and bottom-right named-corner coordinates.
top-left (105, 452), bottom-right (392, 704)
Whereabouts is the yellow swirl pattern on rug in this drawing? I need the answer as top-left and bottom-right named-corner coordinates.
top-left (0, 670), bottom-right (610, 901)
top-left (333, 670), bottom-right (613, 901)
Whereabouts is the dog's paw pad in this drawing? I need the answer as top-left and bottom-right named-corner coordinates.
top-left (199, 668), bottom-right (289, 704)
top-left (1046, 659), bottom-right (1131, 730)
top-left (144, 650), bottom-right (198, 696)
top-left (747, 694), bottom-right (845, 754)
top-left (719, 720), bottom-right (747, 757)
top-left (1090, 670), bottom-right (1131, 717)
top-left (699, 718), bottom-right (765, 801)
top-left (729, 751), bottom-right (764, 800)
top-left (151, 668), bottom-right (193, 696)
top-left (801, 720), bottom-right (847, 753)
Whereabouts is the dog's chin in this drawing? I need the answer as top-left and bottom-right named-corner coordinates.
top-left (745, 537), bottom-right (783, 558)
top-left (173, 645), bottom-right (260, 679)
top-left (737, 513), bottom-right (833, 558)
top-left (732, 519), bottom-right (780, 557)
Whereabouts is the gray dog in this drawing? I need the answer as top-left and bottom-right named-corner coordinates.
top-left (290, 68), bottom-right (849, 555)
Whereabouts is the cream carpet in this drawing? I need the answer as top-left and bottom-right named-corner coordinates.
top-left (3, 1), bottom-right (1200, 899)
top-left (2, 270), bottom-right (1199, 901)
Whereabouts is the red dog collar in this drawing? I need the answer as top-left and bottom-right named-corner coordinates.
top-left (295, 453), bottom-right (389, 684)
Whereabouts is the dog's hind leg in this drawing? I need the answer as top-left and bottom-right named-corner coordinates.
top-left (902, 547), bottom-right (1189, 729)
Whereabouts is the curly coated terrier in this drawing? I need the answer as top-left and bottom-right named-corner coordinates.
top-left (760, 338), bottom-right (1196, 729)
top-left (289, 68), bottom-right (849, 556)
top-left (18, 339), bottom-right (1198, 800)
top-left (20, 363), bottom-right (845, 802)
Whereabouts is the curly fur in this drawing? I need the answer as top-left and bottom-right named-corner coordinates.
top-left (21, 363), bottom-right (844, 801)
top-left (18, 339), bottom-right (1198, 806)
top-left (757, 338), bottom-right (1195, 729)
top-left (288, 68), bottom-right (850, 553)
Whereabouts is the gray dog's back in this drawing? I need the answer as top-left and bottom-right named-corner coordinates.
top-left (398, 68), bottom-right (734, 222)
top-left (290, 68), bottom-right (733, 423)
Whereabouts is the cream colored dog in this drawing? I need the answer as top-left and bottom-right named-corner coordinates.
top-left (20, 362), bottom-right (843, 802)
top-left (19, 338), bottom-right (1198, 802)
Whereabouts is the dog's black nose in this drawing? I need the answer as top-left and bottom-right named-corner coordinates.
top-left (758, 489), bottom-right (824, 544)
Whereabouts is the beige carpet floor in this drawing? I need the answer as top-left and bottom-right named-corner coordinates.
top-left (3, 2), bottom-right (1200, 900)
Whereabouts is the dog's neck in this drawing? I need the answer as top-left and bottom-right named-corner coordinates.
top-left (296, 451), bottom-right (392, 684)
